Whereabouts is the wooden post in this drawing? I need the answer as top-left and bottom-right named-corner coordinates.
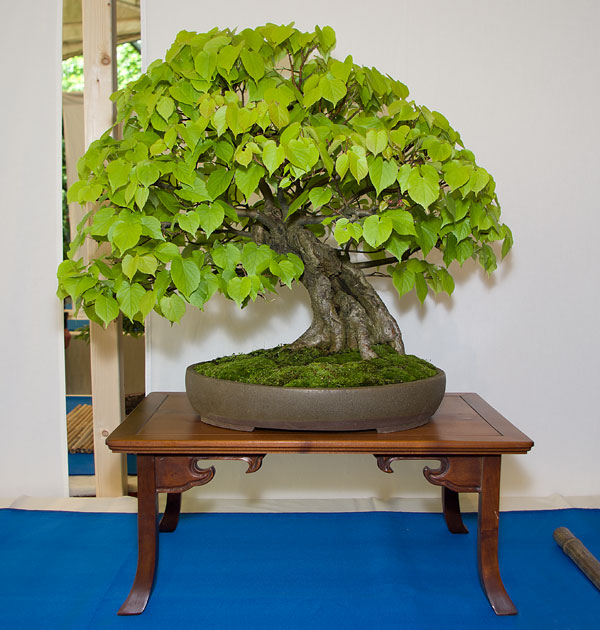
top-left (83, 0), bottom-right (127, 496)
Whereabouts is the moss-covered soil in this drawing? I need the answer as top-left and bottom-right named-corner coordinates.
top-left (192, 345), bottom-right (440, 388)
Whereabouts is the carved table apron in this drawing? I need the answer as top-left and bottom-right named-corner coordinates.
top-left (106, 392), bottom-right (533, 616)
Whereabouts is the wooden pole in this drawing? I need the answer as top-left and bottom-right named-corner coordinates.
top-left (554, 527), bottom-right (600, 591)
top-left (83, 0), bottom-right (127, 496)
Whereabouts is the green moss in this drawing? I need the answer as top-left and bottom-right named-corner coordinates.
top-left (192, 345), bottom-right (440, 388)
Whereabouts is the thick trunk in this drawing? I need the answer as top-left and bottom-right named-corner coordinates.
top-left (287, 226), bottom-right (405, 359)
top-left (251, 191), bottom-right (405, 360)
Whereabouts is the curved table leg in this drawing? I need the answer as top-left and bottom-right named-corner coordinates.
top-left (442, 487), bottom-right (469, 534)
top-left (118, 455), bottom-right (158, 616)
top-left (159, 492), bottom-right (182, 533)
top-left (478, 455), bottom-right (517, 615)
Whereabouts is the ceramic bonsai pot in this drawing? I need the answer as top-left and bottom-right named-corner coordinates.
top-left (185, 366), bottom-right (445, 433)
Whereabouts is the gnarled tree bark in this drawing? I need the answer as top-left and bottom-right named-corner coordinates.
top-left (251, 183), bottom-right (405, 360)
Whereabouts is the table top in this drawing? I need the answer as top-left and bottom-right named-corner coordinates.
top-left (106, 392), bottom-right (533, 456)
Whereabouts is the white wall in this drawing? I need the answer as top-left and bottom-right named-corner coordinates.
top-left (143, 0), bottom-right (600, 500)
top-left (0, 0), bottom-right (68, 497)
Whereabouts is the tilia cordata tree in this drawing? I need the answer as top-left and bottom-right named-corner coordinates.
top-left (58, 24), bottom-right (512, 360)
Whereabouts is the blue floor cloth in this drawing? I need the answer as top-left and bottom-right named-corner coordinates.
top-left (1, 508), bottom-right (598, 629)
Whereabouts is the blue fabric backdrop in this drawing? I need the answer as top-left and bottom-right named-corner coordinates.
top-left (1, 508), bottom-right (598, 629)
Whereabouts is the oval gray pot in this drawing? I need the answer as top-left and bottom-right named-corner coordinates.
top-left (185, 366), bottom-right (446, 433)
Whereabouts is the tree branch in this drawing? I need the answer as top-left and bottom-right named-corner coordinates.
top-left (352, 256), bottom-right (398, 269)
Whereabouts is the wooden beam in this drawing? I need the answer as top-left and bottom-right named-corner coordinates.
top-left (83, 0), bottom-right (127, 496)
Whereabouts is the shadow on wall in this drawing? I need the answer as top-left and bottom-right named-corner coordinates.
top-left (149, 283), bottom-right (313, 361)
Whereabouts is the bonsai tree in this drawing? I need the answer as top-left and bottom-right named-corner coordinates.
top-left (58, 24), bottom-right (512, 360)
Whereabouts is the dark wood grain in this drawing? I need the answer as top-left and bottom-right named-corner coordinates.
top-left (107, 392), bottom-right (533, 455)
top-left (442, 487), bottom-right (469, 534)
top-left (118, 456), bottom-right (158, 616)
top-left (158, 493), bottom-right (181, 533)
top-left (477, 455), bottom-right (517, 615)
top-left (109, 392), bottom-right (532, 617)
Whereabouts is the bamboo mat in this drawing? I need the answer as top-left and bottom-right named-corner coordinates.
top-left (67, 404), bottom-right (94, 453)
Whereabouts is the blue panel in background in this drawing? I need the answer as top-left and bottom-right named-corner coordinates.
top-left (67, 396), bottom-right (137, 476)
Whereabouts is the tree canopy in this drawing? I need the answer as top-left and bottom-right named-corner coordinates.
top-left (58, 24), bottom-right (512, 348)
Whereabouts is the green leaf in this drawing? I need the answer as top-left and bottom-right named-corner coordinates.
top-left (194, 50), bottom-right (217, 79)
top-left (227, 276), bottom-right (252, 307)
top-left (206, 168), bottom-right (234, 200)
top-left (368, 157), bottom-right (398, 196)
top-left (211, 106), bottom-right (228, 136)
top-left (212, 243), bottom-right (242, 270)
top-left (214, 141), bottom-right (234, 163)
top-left (426, 139), bottom-right (452, 162)
top-left (90, 207), bottom-right (117, 236)
top-left (362, 215), bottom-right (393, 248)
top-left (78, 183), bottom-right (104, 203)
top-left (286, 253), bottom-right (304, 277)
top-left (407, 165), bottom-right (440, 208)
top-left (309, 187), bottom-right (332, 209)
top-left (169, 82), bottom-right (199, 106)
top-left (303, 86), bottom-right (321, 108)
top-left (140, 215), bottom-right (164, 240)
top-left (397, 164), bottom-right (411, 192)
top-left (122, 254), bottom-right (138, 281)
top-left (155, 242), bottom-right (180, 263)
top-left (366, 129), bottom-right (388, 156)
top-left (94, 295), bottom-right (120, 326)
top-left (160, 293), bottom-right (186, 323)
top-left (384, 209), bottom-right (417, 236)
top-left (106, 159), bottom-right (132, 191)
top-left (263, 23), bottom-right (295, 46)
top-left (287, 188), bottom-right (310, 218)
top-left (137, 254), bottom-right (158, 275)
top-left (389, 126), bottom-right (409, 149)
top-left (285, 138), bottom-right (319, 171)
top-left (392, 267), bottom-right (415, 298)
top-left (333, 218), bottom-right (362, 245)
top-left (319, 76), bottom-right (347, 106)
top-left (385, 234), bottom-right (411, 261)
top-left (178, 210), bottom-right (200, 236)
top-left (242, 242), bottom-right (273, 275)
top-left (469, 167), bottom-right (490, 194)
top-left (456, 238), bottom-right (474, 265)
top-left (280, 122), bottom-right (301, 145)
top-left (267, 102), bottom-right (290, 129)
top-left (437, 267), bottom-right (455, 295)
top-left (135, 162), bottom-right (160, 188)
top-left (240, 49), bottom-right (265, 82)
top-left (135, 186), bottom-right (149, 210)
top-left (414, 273), bottom-right (428, 303)
top-left (235, 163), bottom-right (265, 200)
top-left (189, 268), bottom-right (220, 308)
top-left (415, 218), bottom-right (442, 255)
top-left (171, 256), bottom-right (201, 297)
top-left (217, 43), bottom-right (242, 73)
top-left (157, 96), bottom-right (175, 121)
top-left (443, 161), bottom-right (472, 191)
top-left (269, 259), bottom-right (295, 288)
top-left (112, 220), bottom-right (142, 253)
top-left (348, 146), bottom-right (368, 182)
top-left (262, 140), bottom-right (286, 175)
top-left (335, 153), bottom-right (349, 179)
top-left (67, 180), bottom-right (86, 204)
top-left (139, 290), bottom-right (157, 319)
top-left (198, 202), bottom-right (225, 237)
top-left (117, 282), bottom-right (145, 319)
top-left (316, 25), bottom-right (336, 53)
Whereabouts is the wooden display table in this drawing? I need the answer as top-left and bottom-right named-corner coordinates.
top-left (107, 392), bottom-right (533, 616)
